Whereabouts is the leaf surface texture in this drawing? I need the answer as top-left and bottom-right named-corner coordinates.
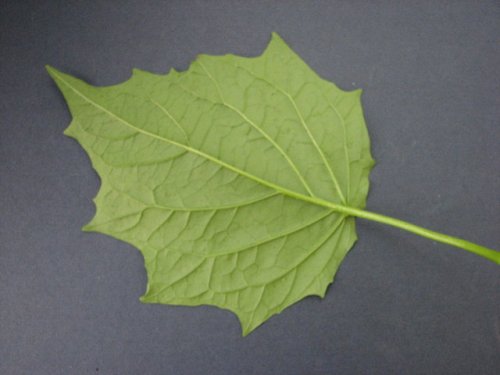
top-left (48, 33), bottom-right (374, 335)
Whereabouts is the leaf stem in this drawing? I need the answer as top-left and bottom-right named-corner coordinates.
top-left (282, 192), bottom-right (499, 265)
top-left (340, 205), bottom-right (500, 265)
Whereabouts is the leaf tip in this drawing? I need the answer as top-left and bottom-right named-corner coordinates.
top-left (46, 65), bottom-right (59, 81)
top-left (168, 67), bottom-right (180, 78)
top-left (270, 31), bottom-right (283, 40)
top-left (265, 32), bottom-right (297, 60)
top-left (63, 125), bottom-right (74, 137)
top-left (45, 64), bottom-right (55, 73)
top-left (81, 215), bottom-right (99, 232)
top-left (45, 65), bottom-right (66, 82)
top-left (62, 127), bottom-right (71, 136)
top-left (268, 32), bottom-right (287, 49)
top-left (239, 320), bottom-right (253, 337)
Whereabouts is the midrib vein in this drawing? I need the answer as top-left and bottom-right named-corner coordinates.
top-left (52, 69), bottom-right (348, 215)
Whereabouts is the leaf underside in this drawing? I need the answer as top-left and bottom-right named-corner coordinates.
top-left (48, 32), bottom-right (374, 335)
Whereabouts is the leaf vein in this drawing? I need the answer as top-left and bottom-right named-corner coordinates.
top-left (196, 60), bottom-right (315, 197)
top-left (206, 209), bottom-right (336, 258)
top-left (233, 62), bottom-right (347, 203)
top-left (51, 69), bottom-right (325, 207)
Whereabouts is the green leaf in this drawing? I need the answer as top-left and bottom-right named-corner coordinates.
top-left (47, 32), bottom-right (499, 335)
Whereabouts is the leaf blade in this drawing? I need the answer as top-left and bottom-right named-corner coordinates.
top-left (47, 33), bottom-right (374, 334)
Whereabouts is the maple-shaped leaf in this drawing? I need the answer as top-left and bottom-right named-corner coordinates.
top-left (48, 33), bottom-right (499, 335)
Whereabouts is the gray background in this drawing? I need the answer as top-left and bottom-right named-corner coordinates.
top-left (1, 1), bottom-right (499, 374)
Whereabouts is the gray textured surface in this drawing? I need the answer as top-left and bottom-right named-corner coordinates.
top-left (1, 1), bottom-right (499, 374)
